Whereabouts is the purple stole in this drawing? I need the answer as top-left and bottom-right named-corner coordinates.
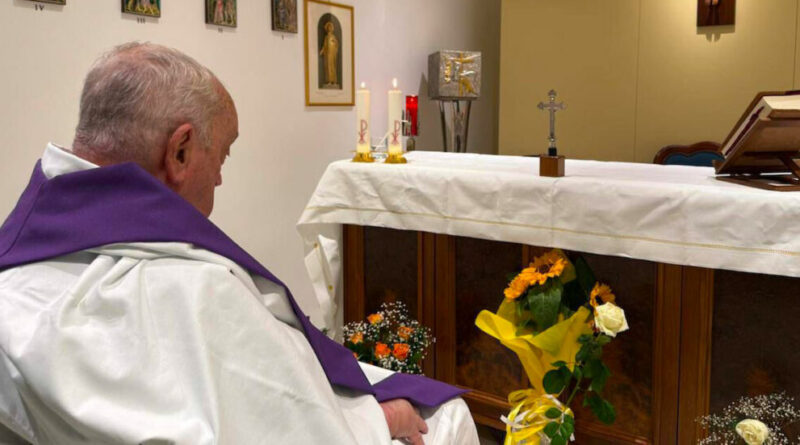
top-left (0, 161), bottom-right (465, 408)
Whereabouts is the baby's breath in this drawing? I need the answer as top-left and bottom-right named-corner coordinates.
top-left (343, 301), bottom-right (435, 374)
top-left (697, 392), bottom-right (800, 444)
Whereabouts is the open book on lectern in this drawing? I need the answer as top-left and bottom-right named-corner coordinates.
top-left (715, 91), bottom-right (800, 191)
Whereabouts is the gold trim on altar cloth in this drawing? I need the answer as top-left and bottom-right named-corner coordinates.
top-left (303, 205), bottom-right (800, 258)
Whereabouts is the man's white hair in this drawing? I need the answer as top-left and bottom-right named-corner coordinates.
top-left (73, 42), bottom-right (223, 166)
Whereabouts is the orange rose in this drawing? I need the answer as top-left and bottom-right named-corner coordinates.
top-left (392, 343), bottom-right (410, 361)
top-left (375, 342), bottom-right (391, 359)
top-left (367, 313), bottom-right (384, 324)
top-left (349, 332), bottom-right (364, 344)
top-left (397, 326), bottom-right (414, 340)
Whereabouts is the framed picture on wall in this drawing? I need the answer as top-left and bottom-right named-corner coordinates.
top-left (206, 0), bottom-right (237, 28)
top-left (122, 0), bottom-right (161, 17)
top-left (272, 0), bottom-right (298, 33)
top-left (304, 0), bottom-right (354, 106)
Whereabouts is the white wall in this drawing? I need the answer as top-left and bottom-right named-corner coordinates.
top-left (0, 0), bottom-right (500, 309)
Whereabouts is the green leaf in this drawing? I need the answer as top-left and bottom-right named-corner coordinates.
top-left (562, 280), bottom-right (587, 311)
top-left (590, 363), bottom-right (611, 394)
top-left (543, 421), bottom-right (559, 438)
top-left (551, 435), bottom-right (567, 445)
top-left (545, 407), bottom-right (562, 419)
top-left (596, 335), bottom-right (612, 346)
top-left (528, 280), bottom-right (563, 331)
top-left (543, 368), bottom-right (569, 394)
top-left (573, 366), bottom-right (583, 382)
top-left (551, 360), bottom-right (567, 368)
top-left (563, 414), bottom-right (574, 426)
top-left (583, 358), bottom-right (601, 379)
top-left (573, 256), bottom-right (597, 297)
top-left (560, 420), bottom-right (574, 438)
top-left (587, 393), bottom-right (616, 425)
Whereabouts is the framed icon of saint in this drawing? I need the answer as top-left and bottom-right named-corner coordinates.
top-left (304, 0), bottom-right (354, 106)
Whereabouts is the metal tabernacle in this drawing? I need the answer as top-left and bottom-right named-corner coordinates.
top-left (428, 51), bottom-right (481, 153)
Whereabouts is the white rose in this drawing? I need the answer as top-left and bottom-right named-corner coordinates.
top-left (735, 419), bottom-right (770, 445)
top-left (594, 303), bottom-right (629, 337)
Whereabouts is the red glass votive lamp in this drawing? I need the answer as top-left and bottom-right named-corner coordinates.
top-left (405, 95), bottom-right (419, 136)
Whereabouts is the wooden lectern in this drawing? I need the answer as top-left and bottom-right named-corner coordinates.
top-left (715, 91), bottom-right (800, 191)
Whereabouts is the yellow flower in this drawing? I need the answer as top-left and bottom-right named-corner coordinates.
top-left (504, 274), bottom-right (531, 300)
top-left (528, 250), bottom-right (567, 286)
top-left (397, 326), bottom-right (414, 340)
top-left (589, 283), bottom-right (616, 308)
top-left (367, 313), bottom-right (383, 324)
top-left (349, 332), bottom-right (364, 344)
top-left (503, 251), bottom-right (567, 300)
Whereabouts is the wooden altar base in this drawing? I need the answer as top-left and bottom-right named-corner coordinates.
top-left (343, 225), bottom-right (800, 444)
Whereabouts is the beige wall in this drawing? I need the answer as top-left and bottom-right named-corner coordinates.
top-left (0, 0), bottom-right (500, 306)
top-left (499, 0), bottom-right (799, 163)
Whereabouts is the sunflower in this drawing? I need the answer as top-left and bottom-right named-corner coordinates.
top-left (504, 273), bottom-right (532, 300)
top-left (528, 250), bottom-right (567, 286)
top-left (589, 283), bottom-right (616, 308)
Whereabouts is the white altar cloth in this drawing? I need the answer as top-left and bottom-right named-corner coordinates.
top-left (297, 152), bottom-right (800, 329)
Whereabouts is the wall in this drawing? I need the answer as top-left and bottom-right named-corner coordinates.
top-left (0, 0), bottom-right (500, 310)
top-left (499, 0), bottom-right (799, 163)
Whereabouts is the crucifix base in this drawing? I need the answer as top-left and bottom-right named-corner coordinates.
top-left (539, 155), bottom-right (565, 178)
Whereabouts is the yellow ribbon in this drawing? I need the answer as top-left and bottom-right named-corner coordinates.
top-left (502, 391), bottom-right (573, 445)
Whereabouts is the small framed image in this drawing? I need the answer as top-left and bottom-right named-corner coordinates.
top-left (27, 0), bottom-right (65, 4)
top-left (272, 0), bottom-right (298, 33)
top-left (122, 0), bottom-right (161, 17)
top-left (206, 0), bottom-right (237, 28)
top-left (304, 0), bottom-right (354, 106)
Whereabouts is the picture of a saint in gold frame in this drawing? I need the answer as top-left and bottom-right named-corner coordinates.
top-left (304, 0), bottom-right (354, 106)
top-left (122, 0), bottom-right (161, 18)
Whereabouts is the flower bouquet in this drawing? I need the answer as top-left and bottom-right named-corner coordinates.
top-left (475, 249), bottom-right (629, 445)
top-left (697, 392), bottom-right (800, 444)
top-left (343, 301), bottom-right (434, 374)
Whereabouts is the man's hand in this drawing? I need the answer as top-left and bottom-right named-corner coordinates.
top-left (379, 398), bottom-right (428, 444)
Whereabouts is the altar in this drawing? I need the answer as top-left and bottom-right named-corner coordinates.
top-left (297, 152), bottom-right (800, 444)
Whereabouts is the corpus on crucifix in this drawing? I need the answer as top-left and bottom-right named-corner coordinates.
top-left (537, 89), bottom-right (566, 177)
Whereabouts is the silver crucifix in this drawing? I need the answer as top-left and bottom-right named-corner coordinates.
top-left (537, 90), bottom-right (566, 156)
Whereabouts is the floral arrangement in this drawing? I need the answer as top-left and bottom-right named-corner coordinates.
top-left (475, 249), bottom-right (629, 445)
top-left (343, 301), bottom-right (434, 375)
top-left (697, 392), bottom-right (800, 445)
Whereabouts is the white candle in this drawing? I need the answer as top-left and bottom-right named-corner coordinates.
top-left (387, 78), bottom-right (403, 155)
top-left (356, 82), bottom-right (371, 154)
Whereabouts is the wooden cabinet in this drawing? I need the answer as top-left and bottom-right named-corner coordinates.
top-left (343, 225), bottom-right (800, 444)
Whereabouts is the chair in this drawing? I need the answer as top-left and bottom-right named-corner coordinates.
top-left (653, 141), bottom-right (724, 167)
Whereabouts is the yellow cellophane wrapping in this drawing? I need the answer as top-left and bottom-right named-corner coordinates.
top-left (475, 304), bottom-right (592, 444)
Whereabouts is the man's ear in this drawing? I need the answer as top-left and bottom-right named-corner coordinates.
top-left (163, 123), bottom-right (196, 187)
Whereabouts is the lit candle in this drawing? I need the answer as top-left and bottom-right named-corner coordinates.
top-left (356, 82), bottom-right (370, 154)
top-left (387, 78), bottom-right (403, 155)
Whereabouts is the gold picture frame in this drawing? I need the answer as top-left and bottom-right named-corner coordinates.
top-left (304, 0), bottom-right (355, 106)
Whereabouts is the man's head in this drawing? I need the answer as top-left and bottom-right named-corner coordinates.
top-left (73, 42), bottom-right (238, 217)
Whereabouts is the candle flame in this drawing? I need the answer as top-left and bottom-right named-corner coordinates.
top-left (392, 78), bottom-right (398, 88)
top-left (360, 82), bottom-right (366, 89)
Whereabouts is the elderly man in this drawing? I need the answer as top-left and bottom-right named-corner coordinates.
top-left (0, 43), bottom-right (478, 444)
